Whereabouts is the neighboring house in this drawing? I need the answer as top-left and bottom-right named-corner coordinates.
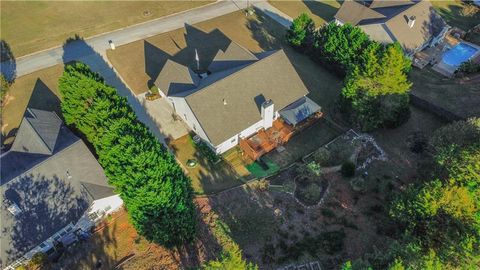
top-left (154, 38), bottom-right (322, 156)
top-left (334, 0), bottom-right (449, 56)
top-left (0, 109), bottom-right (123, 270)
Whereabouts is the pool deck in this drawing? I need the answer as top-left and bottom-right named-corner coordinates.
top-left (414, 30), bottom-right (480, 77)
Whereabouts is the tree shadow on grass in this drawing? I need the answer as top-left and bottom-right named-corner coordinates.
top-left (0, 39), bottom-right (16, 83)
top-left (434, 3), bottom-right (480, 31)
top-left (61, 37), bottom-right (171, 144)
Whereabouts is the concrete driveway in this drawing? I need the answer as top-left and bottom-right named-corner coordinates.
top-left (137, 94), bottom-right (190, 141)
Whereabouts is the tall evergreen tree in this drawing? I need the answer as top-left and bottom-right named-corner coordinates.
top-left (314, 22), bottom-right (370, 72)
top-left (59, 62), bottom-right (196, 247)
top-left (286, 13), bottom-right (315, 52)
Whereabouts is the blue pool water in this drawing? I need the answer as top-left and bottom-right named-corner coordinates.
top-left (442, 43), bottom-right (478, 68)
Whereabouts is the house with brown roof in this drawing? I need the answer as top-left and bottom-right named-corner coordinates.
top-left (334, 0), bottom-right (449, 56)
top-left (154, 36), bottom-right (322, 157)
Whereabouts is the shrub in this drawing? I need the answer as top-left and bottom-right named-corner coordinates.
top-left (318, 230), bottom-right (346, 255)
top-left (457, 60), bottom-right (480, 76)
top-left (313, 148), bottom-right (332, 166)
top-left (307, 161), bottom-right (322, 176)
top-left (296, 183), bottom-right (321, 206)
top-left (341, 161), bottom-right (356, 177)
top-left (29, 252), bottom-right (47, 267)
top-left (0, 74), bottom-right (8, 103)
top-left (195, 140), bottom-right (221, 163)
top-left (286, 13), bottom-right (315, 52)
top-left (150, 85), bottom-right (159, 94)
top-left (321, 208), bottom-right (336, 218)
top-left (250, 179), bottom-right (269, 191)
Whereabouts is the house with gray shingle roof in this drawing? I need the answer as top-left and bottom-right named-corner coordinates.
top-left (154, 35), bottom-right (321, 155)
top-left (334, 0), bottom-right (449, 56)
top-left (1, 109), bottom-right (123, 270)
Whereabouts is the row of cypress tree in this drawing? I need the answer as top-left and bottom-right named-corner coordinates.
top-left (286, 14), bottom-right (412, 131)
top-left (58, 62), bottom-right (196, 247)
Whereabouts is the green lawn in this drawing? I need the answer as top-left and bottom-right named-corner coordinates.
top-left (432, 0), bottom-right (480, 31)
top-left (409, 67), bottom-right (480, 119)
top-left (268, 0), bottom-right (341, 26)
top-left (266, 119), bottom-right (344, 168)
top-left (246, 158), bottom-right (280, 178)
top-left (0, 1), bottom-right (212, 57)
top-left (168, 135), bottom-right (247, 195)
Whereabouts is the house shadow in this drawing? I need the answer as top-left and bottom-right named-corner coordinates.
top-left (302, 0), bottom-right (340, 25)
top-left (2, 174), bottom-right (90, 264)
top-left (1, 78), bottom-right (61, 152)
top-left (143, 24), bottom-right (232, 89)
top-left (61, 38), bottom-right (170, 144)
top-left (27, 79), bottom-right (62, 114)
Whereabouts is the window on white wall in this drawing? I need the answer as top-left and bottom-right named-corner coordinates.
top-left (231, 137), bottom-right (236, 143)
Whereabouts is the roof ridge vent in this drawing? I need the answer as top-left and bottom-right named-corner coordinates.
top-left (408, 15), bottom-right (416, 28)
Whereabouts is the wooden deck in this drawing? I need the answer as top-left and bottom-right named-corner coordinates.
top-left (240, 119), bottom-right (294, 161)
top-left (240, 112), bottom-right (323, 160)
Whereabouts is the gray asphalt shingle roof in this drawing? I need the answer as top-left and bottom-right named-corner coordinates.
top-left (335, 0), bottom-right (447, 53)
top-left (185, 50), bottom-right (309, 145)
top-left (0, 109), bottom-right (114, 267)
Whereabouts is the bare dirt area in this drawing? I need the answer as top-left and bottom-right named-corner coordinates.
top-left (371, 105), bottom-right (446, 183)
top-left (207, 165), bottom-right (397, 270)
top-left (51, 207), bottom-right (222, 270)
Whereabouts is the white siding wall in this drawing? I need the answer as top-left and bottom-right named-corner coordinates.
top-left (89, 194), bottom-right (123, 216)
top-left (213, 111), bottom-right (281, 154)
top-left (168, 96), bottom-right (210, 142)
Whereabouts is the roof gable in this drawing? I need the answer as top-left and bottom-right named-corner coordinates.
top-left (335, 1), bottom-right (386, 25)
top-left (10, 109), bottom-right (62, 155)
top-left (155, 59), bottom-right (199, 96)
top-left (185, 50), bottom-right (309, 145)
top-left (385, 0), bottom-right (443, 52)
top-left (208, 41), bottom-right (258, 73)
top-left (335, 0), bottom-right (445, 52)
top-left (1, 109), bottom-right (114, 266)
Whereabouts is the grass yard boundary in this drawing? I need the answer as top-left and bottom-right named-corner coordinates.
top-left (410, 93), bottom-right (466, 122)
top-left (13, 1), bottom-right (220, 60)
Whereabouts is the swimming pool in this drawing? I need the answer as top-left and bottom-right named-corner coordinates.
top-left (441, 42), bottom-right (479, 68)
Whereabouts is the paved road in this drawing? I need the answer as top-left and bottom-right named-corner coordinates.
top-left (1, 0), bottom-right (251, 78)
top-left (0, 0), bottom-right (292, 144)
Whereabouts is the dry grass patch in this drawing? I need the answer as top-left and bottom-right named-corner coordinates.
top-left (107, 10), bottom-right (286, 95)
top-left (1, 64), bottom-right (64, 147)
top-left (107, 10), bottom-right (342, 111)
top-left (410, 67), bottom-right (480, 120)
top-left (168, 135), bottom-right (247, 195)
top-left (54, 207), bottom-right (222, 270)
top-left (0, 1), bottom-right (213, 57)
